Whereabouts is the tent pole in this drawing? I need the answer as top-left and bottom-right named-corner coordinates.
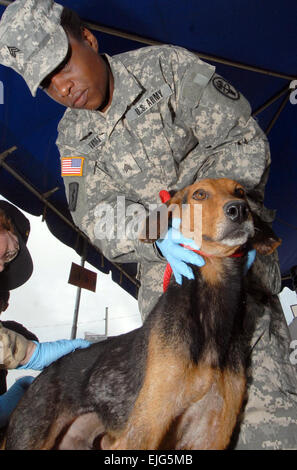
top-left (252, 85), bottom-right (290, 116)
top-left (265, 92), bottom-right (290, 135)
top-left (79, 20), bottom-right (297, 81)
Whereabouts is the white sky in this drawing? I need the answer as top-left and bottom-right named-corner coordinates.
top-left (1, 198), bottom-right (296, 388)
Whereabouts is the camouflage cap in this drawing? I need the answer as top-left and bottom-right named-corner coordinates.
top-left (0, 0), bottom-right (69, 96)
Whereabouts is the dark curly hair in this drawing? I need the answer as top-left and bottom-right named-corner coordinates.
top-left (60, 7), bottom-right (87, 40)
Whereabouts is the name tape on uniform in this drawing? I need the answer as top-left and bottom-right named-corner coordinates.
top-left (126, 83), bottom-right (173, 121)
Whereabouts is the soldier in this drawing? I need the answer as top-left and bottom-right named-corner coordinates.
top-left (0, 0), bottom-right (296, 449)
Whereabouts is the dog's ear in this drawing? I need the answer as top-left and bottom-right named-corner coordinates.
top-left (167, 187), bottom-right (189, 208)
top-left (139, 189), bottom-right (189, 243)
top-left (251, 213), bottom-right (281, 255)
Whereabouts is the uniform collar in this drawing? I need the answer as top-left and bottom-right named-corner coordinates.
top-left (95, 54), bottom-right (143, 128)
top-left (57, 53), bottom-right (144, 150)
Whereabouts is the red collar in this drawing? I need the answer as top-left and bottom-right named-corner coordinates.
top-left (182, 245), bottom-right (245, 259)
top-left (163, 246), bottom-right (245, 293)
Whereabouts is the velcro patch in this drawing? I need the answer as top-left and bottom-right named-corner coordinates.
top-left (68, 182), bottom-right (79, 212)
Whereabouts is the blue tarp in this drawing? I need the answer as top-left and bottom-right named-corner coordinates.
top-left (0, 0), bottom-right (296, 296)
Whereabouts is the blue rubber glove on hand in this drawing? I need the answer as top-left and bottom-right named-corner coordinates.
top-left (156, 218), bottom-right (205, 285)
top-left (17, 338), bottom-right (90, 371)
top-left (0, 376), bottom-right (35, 428)
top-left (245, 248), bottom-right (256, 274)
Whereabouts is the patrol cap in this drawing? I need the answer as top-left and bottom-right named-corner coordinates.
top-left (0, 0), bottom-right (69, 96)
top-left (0, 201), bottom-right (33, 290)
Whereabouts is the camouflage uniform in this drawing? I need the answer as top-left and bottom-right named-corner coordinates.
top-left (0, 0), bottom-right (296, 450)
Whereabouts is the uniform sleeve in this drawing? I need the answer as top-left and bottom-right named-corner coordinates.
top-left (0, 322), bottom-right (30, 370)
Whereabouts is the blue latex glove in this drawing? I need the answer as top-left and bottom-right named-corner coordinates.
top-left (156, 218), bottom-right (205, 285)
top-left (17, 338), bottom-right (90, 371)
top-left (245, 248), bottom-right (256, 274)
top-left (0, 376), bottom-right (35, 428)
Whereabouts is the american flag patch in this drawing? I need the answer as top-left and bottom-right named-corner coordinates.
top-left (61, 157), bottom-right (85, 176)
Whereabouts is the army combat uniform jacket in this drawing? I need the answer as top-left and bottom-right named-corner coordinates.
top-left (56, 45), bottom-right (279, 313)
top-left (57, 46), bottom-right (297, 449)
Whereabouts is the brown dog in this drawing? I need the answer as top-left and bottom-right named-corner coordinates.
top-left (5, 178), bottom-right (280, 450)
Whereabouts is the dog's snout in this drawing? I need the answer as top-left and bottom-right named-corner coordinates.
top-left (224, 200), bottom-right (249, 224)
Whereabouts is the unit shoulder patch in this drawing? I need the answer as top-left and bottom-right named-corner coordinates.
top-left (212, 77), bottom-right (240, 100)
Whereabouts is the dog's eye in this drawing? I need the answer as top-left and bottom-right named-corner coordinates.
top-left (234, 187), bottom-right (245, 198)
top-left (192, 189), bottom-right (208, 200)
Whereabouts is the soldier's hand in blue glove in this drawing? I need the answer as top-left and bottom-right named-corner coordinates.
top-left (17, 338), bottom-right (90, 370)
top-left (0, 376), bottom-right (35, 427)
top-left (156, 218), bottom-right (205, 285)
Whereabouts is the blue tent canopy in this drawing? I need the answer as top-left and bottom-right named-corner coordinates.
top-left (0, 0), bottom-right (296, 296)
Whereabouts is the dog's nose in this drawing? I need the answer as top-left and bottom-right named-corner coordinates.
top-left (224, 201), bottom-right (249, 224)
